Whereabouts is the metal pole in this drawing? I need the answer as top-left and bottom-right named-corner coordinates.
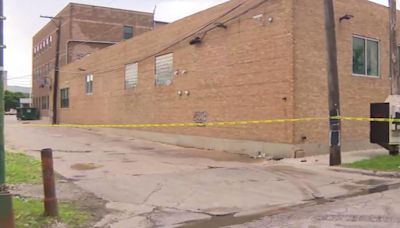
top-left (52, 21), bottom-right (61, 125)
top-left (0, 0), bottom-right (5, 186)
top-left (324, 0), bottom-right (342, 166)
top-left (41, 148), bottom-right (58, 216)
top-left (389, 0), bottom-right (399, 95)
top-left (0, 0), bottom-right (15, 226)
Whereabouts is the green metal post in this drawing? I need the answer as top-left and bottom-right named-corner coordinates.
top-left (0, 0), bottom-right (5, 186)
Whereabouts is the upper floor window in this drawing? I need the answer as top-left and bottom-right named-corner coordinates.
top-left (41, 96), bottom-right (49, 110)
top-left (125, 63), bottom-right (138, 89)
top-left (60, 88), bottom-right (69, 108)
top-left (123, 26), bottom-right (134, 40)
top-left (352, 36), bottom-right (379, 77)
top-left (155, 53), bottom-right (173, 86)
top-left (85, 74), bottom-right (93, 95)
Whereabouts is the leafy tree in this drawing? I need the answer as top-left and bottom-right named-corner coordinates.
top-left (4, 90), bottom-right (28, 111)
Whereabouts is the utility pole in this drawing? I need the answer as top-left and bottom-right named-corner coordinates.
top-left (0, 0), bottom-right (5, 186)
top-left (40, 16), bottom-right (61, 125)
top-left (390, 0), bottom-right (399, 95)
top-left (0, 0), bottom-right (15, 226)
top-left (323, 0), bottom-right (341, 166)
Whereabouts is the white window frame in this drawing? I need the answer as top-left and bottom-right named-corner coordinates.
top-left (352, 35), bottom-right (380, 78)
top-left (85, 74), bottom-right (94, 95)
top-left (125, 63), bottom-right (138, 89)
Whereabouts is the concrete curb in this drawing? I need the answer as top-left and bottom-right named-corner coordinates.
top-left (330, 167), bottom-right (400, 179)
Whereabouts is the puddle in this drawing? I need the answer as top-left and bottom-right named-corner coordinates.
top-left (178, 213), bottom-right (264, 228)
top-left (341, 184), bottom-right (360, 191)
top-left (179, 181), bottom-right (400, 228)
top-left (108, 152), bottom-right (127, 156)
top-left (151, 149), bottom-right (261, 163)
top-left (71, 163), bottom-right (103, 170)
top-left (355, 179), bottom-right (388, 186)
top-left (55, 150), bottom-right (92, 153)
top-left (122, 159), bottom-right (136, 163)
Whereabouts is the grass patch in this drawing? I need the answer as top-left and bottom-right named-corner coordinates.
top-left (14, 197), bottom-right (91, 228)
top-left (6, 151), bottom-right (42, 184)
top-left (5, 151), bottom-right (93, 227)
top-left (344, 155), bottom-right (400, 171)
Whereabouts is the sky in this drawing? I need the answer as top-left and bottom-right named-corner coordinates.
top-left (2, 0), bottom-right (389, 87)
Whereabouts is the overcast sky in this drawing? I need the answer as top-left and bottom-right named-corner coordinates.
top-left (3, 0), bottom-right (389, 87)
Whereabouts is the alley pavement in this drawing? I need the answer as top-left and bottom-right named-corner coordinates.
top-left (5, 116), bottom-right (400, 228)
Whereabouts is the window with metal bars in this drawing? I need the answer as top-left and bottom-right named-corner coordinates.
top-left (125, 63), bottom-right (138, 89)
top-left (155, 53), bottom-right (173, 86)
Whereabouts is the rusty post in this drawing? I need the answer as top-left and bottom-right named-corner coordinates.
top-left (41, 148), bottom-right (58, 216)
top-left (0, 192), bottom-right (15, 228)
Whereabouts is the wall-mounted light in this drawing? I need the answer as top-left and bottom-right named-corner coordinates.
top-left (177, 91), bottom-right (183, 96)
top-left (268, 17), bottom-right (274, 23)
top-left (190, 37), bottom-right (202, 45)
top-left (339, 14), bottom-right (354, 23)
top-left (184, 91), bottom-right (190, 96)
top-left (215, 22), bottom-right (227, 29)
top-left (78, 67), bottom-right (86, 71)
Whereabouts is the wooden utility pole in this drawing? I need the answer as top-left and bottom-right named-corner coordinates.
top-left (40, 16), bottom-right (61, 125)
top-left (390, 0), bottom-right (399, 95)
top-left (323, 0), bottom-right (341, 166)
top-left (52, 21), bottom-right (61, 125)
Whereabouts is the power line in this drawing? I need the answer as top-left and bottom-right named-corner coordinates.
top-left (59, 0), bottom-right (266, 76)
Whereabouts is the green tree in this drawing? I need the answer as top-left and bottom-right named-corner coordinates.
top-left (4, 90), bottom-right (28, 111)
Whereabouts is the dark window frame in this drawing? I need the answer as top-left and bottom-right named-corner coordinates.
top-left (123, 26), bottom-right (134, 40)
top-left (352, 35), bottom-right (380, 77)
top-left (60, 88), bottom-right (69, 108)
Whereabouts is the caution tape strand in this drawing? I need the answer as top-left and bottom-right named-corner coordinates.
top-left (22, 116), bottom-right (400, 128)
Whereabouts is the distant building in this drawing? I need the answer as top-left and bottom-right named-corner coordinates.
top-left (32, 3), bottom-right (167, 117)
top-left (19, 98), bottom-right (32, 108)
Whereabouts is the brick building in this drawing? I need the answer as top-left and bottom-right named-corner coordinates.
top-left (32, 3), bottom-right (166, 117)
top-left (56, 0), bottom-right (393, 157)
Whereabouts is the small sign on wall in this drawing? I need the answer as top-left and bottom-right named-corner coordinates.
top-left (193, 111), bottom-right (208, 126)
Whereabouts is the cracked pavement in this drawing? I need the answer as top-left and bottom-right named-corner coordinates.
top-left (5, 116), bottom-right (400, 227)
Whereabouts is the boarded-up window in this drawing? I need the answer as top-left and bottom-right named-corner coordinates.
top-left (85, 74), bottom-right (93, 94)
top-left (125, 63), bottom-right (138, 89)
top-left (155, 53), bottom-right (173, 86)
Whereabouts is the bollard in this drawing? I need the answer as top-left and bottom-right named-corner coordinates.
top-left (40, 148), bottom-right (58, 217)
top-left (0, 192), bottom-right (15, 228)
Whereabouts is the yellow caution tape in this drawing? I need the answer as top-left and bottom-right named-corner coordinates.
top-left (22, 116), bottom-right (400, 129)
top-left (25, 117), bottom-right (326, 128)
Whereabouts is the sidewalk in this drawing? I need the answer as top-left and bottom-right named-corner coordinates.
top-left (5, 116), bottom-right (398, 227)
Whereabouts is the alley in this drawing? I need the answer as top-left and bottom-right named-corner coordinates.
top-left (5, 116), bottom-right (400, 227)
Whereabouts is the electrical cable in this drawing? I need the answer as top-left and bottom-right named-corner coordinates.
top-left (58, 0), bottom-right (251, 75)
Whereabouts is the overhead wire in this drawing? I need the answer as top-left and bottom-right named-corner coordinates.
top-left (58, 0), bottom-right (252, 75)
